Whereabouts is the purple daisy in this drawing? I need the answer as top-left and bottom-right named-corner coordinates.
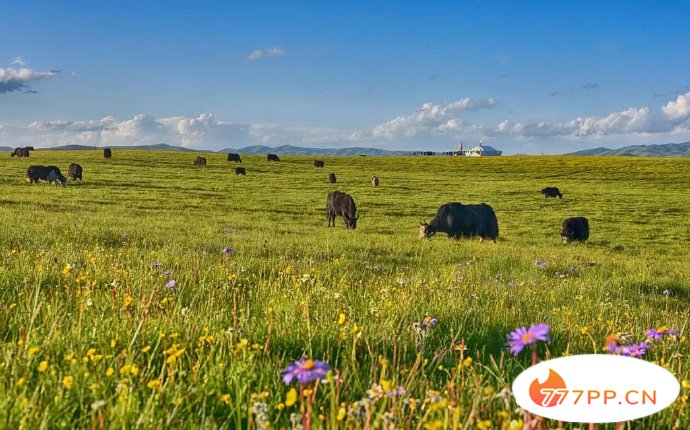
top-left (162, 270), bottom-right (172, 276)
top-left (222, 248), bottom-right (233, 255)
top-left (619, 342), bottom-right (649, 358)
top-left (423, 316), bottom-right (438, 327)
top-left (150, 262), bottom-right (163, 268)
top-left (165, 279), bottom-right (177, 289)
top-left (507, 323), bottom-right (550, 356)
top-left (535, 259), bottom-right (548, 268)
top-left (281, 359), bottom-right (331, 385)
top-left (646, 327), bottom-right (680, 341)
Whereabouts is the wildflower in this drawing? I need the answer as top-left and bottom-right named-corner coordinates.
top-left (619, 342), bottom-right (649, 358)
top-left (221, 394), bottom-right (231, 404)
top-left (646, 327), bottom-right (680, 341)
top-left (337, 313), bottom-right (346, 325)
top-left (63, 376), bottom-right (74, 389)
top-left (662, 289), bottom-right (672, 297)
top-left (681, 380), bottom-right (690, 390)
top-left (509, 420), bottom-right (524, 429)
top-left (556, 271), bottom-right (567, 279)
top-left (222, 248), bottom-right (233, 255)
top-left (507, 323), bottom-right (550, 355)
top-left (141, 345), bottom-right (151, 353)
top-left (37, 360), bottom-right (48, 373)
top-left (162, 270), bottom-right (172, 276)
top-left (281, 359), bottom-right (331, 384)
top-left (424, 420), bottom-right (444, 430)
top-left (477, 420), bottom-right (492, 430)
top-left (91, 400), bottom-right (106, 410)
top-left (165, 280), bottom-right (177, 290)
top-left (423, 315), bottom-right (439, 327)
top-left (27, 346), bottom-right (40, 357)
top-left (463, 357), bottom-right (473, 367)
top-left (16, 377), bottom-right (26, 387)
top-left (285, 388), bottom-right (298, 406)
top-left (150, 262), bottom-right (163, 268)
top-left (535, 259), bottom-right (548, 268)
top-left (62, 264), bottom-right (74, 275)
top-left (336, 407), bottom-right (346, 421)
top-left (105, 367), bottom-right (114, 377)
top-left (123, 294), bottom-right (132, 308)
top-left (147, 379), bottom-right (161, 389)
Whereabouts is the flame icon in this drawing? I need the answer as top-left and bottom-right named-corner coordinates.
top-left (529, 369), bottom-right (567, 407)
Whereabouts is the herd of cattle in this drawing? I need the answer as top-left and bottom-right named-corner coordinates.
top-left (11, 147), bottom-right (589, 243)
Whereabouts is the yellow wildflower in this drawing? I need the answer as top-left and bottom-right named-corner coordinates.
top-left (221, 394), bottom-right (231, 404)
top-left (61, 264), bottom-right (73, 275)
top-left (338, 313), bottom-right (346, 325)
top-left (303, 388), bottom-right (313, 397)
top-left (27, 347), bottom-right (40, 357)
top-left (276, 402), bottom-right (285, 410)
top-left (123, 293), bottom-right (132, 308)
top-left (16, 377), bottom-right (26, 387)
top-left (63, 376), bottom-right (74, 389)
top-left (285, 388), bottom-right (297, 406)
top-left (106, 367), bottom-right (114, 377)
top-left (477, 420), bottom-right (492, 430)
top-left (141, 345), bottom-right (151, 353)
top-left (463, 357), bottom-right (473, 367)
top-left (682, 380), bottom-right (690, 390)
top-left (147, 380), bottom-right (161, 389)
top-left (37, 361), bottom-right (48, 373)
top-left (424, 420), bottom-right (444, 430)
top-left (336, 407), bottom-right (346, 421)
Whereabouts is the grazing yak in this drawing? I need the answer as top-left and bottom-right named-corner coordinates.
top-left (227, 153), bottom-right (242, 163)
top-left (194, 156), bottom-right (207, 166)
top-left (327, 191), bottom-right (358, 229)
top-left (371, 176), bottom-right (379, 187)
top-left (267, 153), bottom-right (280, 162)
top-left (103, 148), bottom-right (112, 159)
top-left (314, 160), bottom-right (325, 168)
top-left (68, 163), bottom-right (83, 181)
top-left (329, 173), bottom-right (337, 183)
top-left (541, 187), bottom-right (563, 199)
top-left (419, 202), bottom-right (499, 242)
top-left (561, 217), bottom-right (589, 243)
top-left (26, 165), bottom-right (67, 186)
top-left (11, 147), bottom-right (32, 157)
top-left (235, 167), bottom-right (247, 175)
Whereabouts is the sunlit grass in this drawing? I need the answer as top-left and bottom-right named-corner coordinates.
top-left (0, 150), bottom-right (688, 428)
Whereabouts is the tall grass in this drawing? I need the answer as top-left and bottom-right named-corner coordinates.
top-left (0, 150), bottom-right (688, 429)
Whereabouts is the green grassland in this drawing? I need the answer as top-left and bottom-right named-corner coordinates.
top-left (0, 150), bottom-right (688, 429)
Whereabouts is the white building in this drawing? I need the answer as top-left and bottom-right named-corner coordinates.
top-left (463, 144), bottom-right (502, 157)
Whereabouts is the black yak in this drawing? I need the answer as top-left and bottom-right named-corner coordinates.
top-left (103, 148), bottom-right (112, 159)
top-left (327, 191), bottom-right (358, 229)
top-left (561, 217), bottom-right (589, 243)
top-left (194, 156), bottom-right (207, 166)
top-left (541, 187), bottom-right (562, 199)
top-left (371, 176), bottom-right (379, 187)
top-left (68, 163), bottom-right (83, 181)
top-left (267, 153), bottom-right (280, 162)
top-left (26, 165), bottom-right (67, 186)
top-left (419, 202), bottom-right (499, 242)
top-left (11, 147), bottom-right (31, 157)
top-left (328, 173), bottom-right (337, 183)
top-left (227, 153), bottom-right (242, 163)
top-left (235, 167), bottom-right (247, 175)
top-left (314, 160), bottom-right (325, 168)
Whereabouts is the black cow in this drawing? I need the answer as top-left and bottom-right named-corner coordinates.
top-left (227, 153), bottom-right (242, 163)
top-left (194, 156), bottom-right (207, 166)
top-left (327, 191), bottom-right (358, 229)
top-left (561, 217), bottom-right (589, 243)
top-left (103, 148), bottom-right (112, 159)
top-left (541, 187), bottom-right (563, 199)
top-left (314, 160), bottom-right (325, 168)
top-left (26, 165), bottom-right (67, 186)
top-left (267, 153), bottom-right (280, 162)
top-left (371, 176), bottom-right (379, 187)
top-left (11, 147), bottom-right (31, 157)
top-left (420, 202), bottom-right (499, 242)
top-left (328, 173), bottom-right (337, 183)
top-left (235, 167), bottom-right (247, 175)
top-left (68, 163), bottom-right (83, 181)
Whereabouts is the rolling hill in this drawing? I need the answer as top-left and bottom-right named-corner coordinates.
top-left (566, 141), bottom-right (690, 157)
top-left (218, 144), bottom-right (411, 156)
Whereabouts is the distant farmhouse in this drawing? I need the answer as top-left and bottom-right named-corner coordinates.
top-left (462, 143), bottom-right (502, 157)
top-left (412, 142), bottom-right (503, 156)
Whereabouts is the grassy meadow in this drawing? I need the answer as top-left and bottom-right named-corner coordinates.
top-left (0, 150), bottom-right (688, 429)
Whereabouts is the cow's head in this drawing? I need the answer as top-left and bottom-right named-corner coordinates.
top-left (346, 215), bottom-right (359, 229)
top-left (419, 221), bottom-right (436, 239)
top-left (560, 229), bottom-right (574, 244)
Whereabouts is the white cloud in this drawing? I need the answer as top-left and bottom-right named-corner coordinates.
top-left (368, 98), bottom-right (496, 139)
top-left (662, 90), bottom-right (690, 120)
top-left (247, 47), bottom-right (285, 61)
top-left (0, 67), bottom-right (59, 93)
top-left (11, 57), bottom-right (27, 66)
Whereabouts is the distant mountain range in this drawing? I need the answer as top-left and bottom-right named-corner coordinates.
top-left (566, 141), bottom-right (690, 157)
top-left (45, 143), bottom-right (206, 152)
top-left (219, 144), bottom-right (411, 156)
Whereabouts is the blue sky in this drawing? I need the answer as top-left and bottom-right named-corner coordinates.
top-left (1, 1), bottom-right (689, 154)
